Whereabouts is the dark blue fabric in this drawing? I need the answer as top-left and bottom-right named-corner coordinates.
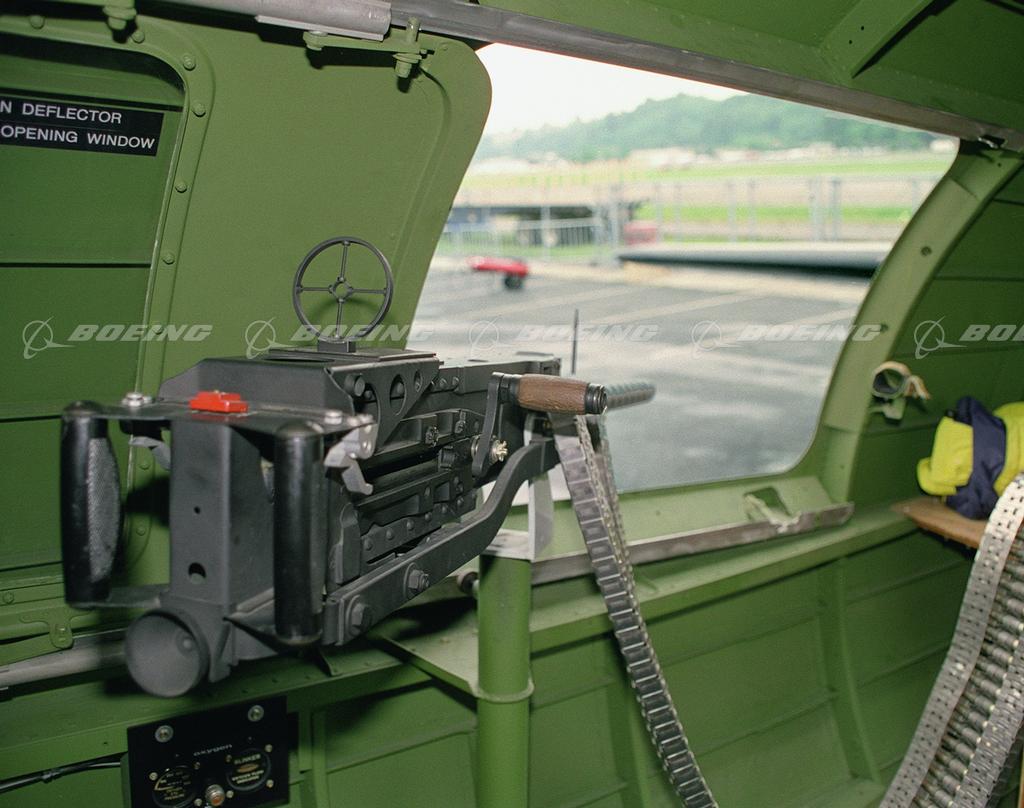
top-left (947, 396), bottom-right (1007, 519)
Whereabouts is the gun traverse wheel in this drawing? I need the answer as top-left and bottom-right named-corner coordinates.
top-left (292, 236), bottom-right (395, 343)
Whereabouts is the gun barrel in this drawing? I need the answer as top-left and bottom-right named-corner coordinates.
top-left (605, 382), bottom-right (656, 410)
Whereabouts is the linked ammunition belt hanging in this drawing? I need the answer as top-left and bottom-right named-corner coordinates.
top-left (884, 473), bottom-right (1024, 808)
top-left (552, 413), bottom-right (718, 807)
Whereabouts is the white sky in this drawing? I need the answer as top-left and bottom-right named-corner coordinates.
top-left (478, 44), bottom-right (742, 135)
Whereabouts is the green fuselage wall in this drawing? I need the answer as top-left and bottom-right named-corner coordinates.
top-left (2, 3), bottom-right (1023, 807)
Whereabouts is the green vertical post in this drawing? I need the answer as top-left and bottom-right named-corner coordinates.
top-left (476, 553), bottom-right (533, 808)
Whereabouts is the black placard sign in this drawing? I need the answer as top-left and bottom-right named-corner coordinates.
top-left (0, 93), bottom-right (163, 156)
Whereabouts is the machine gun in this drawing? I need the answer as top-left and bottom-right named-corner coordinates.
top-left (59, 236), bottom-right (613, 697)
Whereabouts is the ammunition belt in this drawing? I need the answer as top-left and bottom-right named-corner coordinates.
top-left (883, 474), bottom-right (1024, 807)
top-left (552, 413), bottom-right (717, 807)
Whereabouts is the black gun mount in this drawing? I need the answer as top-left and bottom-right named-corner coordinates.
top-left (62, 346), bottom-right (585, 694)
top-left (59, 236), bottom-right (635, 697)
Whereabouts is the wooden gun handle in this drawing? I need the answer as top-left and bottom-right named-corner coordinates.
top-left (511, 374), bottom-right (607, 415)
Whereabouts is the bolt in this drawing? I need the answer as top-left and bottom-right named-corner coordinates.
top-left (194, 800), bottom-right (202, 807)
top-left (344, 375), bottom-right (366, 397)
top-left (53, 625), bottom-right (72, 649)
top-left (155, 724), bottom-right (174, 743)
top-left (247, 704), bottom-right (264, 722)
top-left (451, 376), bottom-right (459, 389)
top-left (226, 791), bottom-right (235, 799)
top-left (363, 537), bottom-right (374, 552)
top-left (436, 378), bottom-right (447, 389)
top-left (348, 601), bottom-right (373, 633)
top-left (264, 744), bottom-right (273, 753)
top-left (28, 14), bottom-right (44, 28)
top-left (405, 567), bottom-right (431, 596)
top-left (266, 780), bottom-right (275, 789)
top-left (131, 28), bottom-right (145, 43)
top-left (489, 440), bottom-right (509, 463)
top-left (323, 409), bottom-right (345, 425)
top-left (384, 528), bottom-right (394, 540)
top-left (122, 391), bottom-right (152, 407)
top-left (149, 772), bottom-right (158, 781)
top-left (182, 53), bottom-right (196, 70)
top-left (191, 101), bottom-right (206, 117)
top-left (405, 519), bottom-right (415, 532)
top-left (1, 592), bottom-right (13, 605)
top-left (161, 251), bottom-right (176, 265)
top-left (174, 179), bottom-right (188, 193)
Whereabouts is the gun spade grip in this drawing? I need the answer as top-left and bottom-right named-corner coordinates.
top-left (514, 374), bottom-right (607, 415)
top-left (273, 422), bottom-right (325, 645)
top-left (61, 402), bottom-right (121, 606)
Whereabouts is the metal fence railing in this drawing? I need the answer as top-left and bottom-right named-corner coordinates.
top-left (437, 217), bottom-right (606, 262)
top-left (435, 174), bottom-right (943, 264)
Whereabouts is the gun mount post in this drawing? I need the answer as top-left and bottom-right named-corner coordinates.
top-left (476, 553), bottom-right (533, 808)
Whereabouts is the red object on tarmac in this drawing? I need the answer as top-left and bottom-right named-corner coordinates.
top-left (468, 256), bottom-right (529, 276)
top-left (623, 221), bottom-right (659, 246)
top-left (467, 256), bottom-right (528, 290)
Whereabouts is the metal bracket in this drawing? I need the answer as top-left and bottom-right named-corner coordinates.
top-left (484, 414), bottom-right (554, 560)
top-left (743, 487), bottom-right (803, 534)
top-left (323, 415), bottom-right (378, 495)
top-left (484, 475), bottom-right (554, 561)
top-left (303, 18), bottom-right (433, 78)
top-left (129, 435), bottom-right (171, 470)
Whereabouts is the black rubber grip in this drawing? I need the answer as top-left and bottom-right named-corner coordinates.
top-left (60, 402), bottom-right (122, 606)
top-left (273, 421), bottom-right (325, 645)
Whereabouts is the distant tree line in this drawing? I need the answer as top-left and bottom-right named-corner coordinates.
top-left (476, 93), bottom-right (937, 162)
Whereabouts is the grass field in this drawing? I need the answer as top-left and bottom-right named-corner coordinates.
top-left (461, 151), bottom-right (952, 190)
top-left (633, 202), bottom-right (915, 225)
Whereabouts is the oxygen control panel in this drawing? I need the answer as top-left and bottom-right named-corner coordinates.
top-left (127, 697), bottom-right (288, 808)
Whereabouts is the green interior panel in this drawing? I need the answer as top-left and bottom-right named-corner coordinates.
top-left (1, 1), bottom-right (1024, 807)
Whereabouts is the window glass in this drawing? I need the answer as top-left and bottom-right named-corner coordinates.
top-left (415, 45), bottom-right (956, 491)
